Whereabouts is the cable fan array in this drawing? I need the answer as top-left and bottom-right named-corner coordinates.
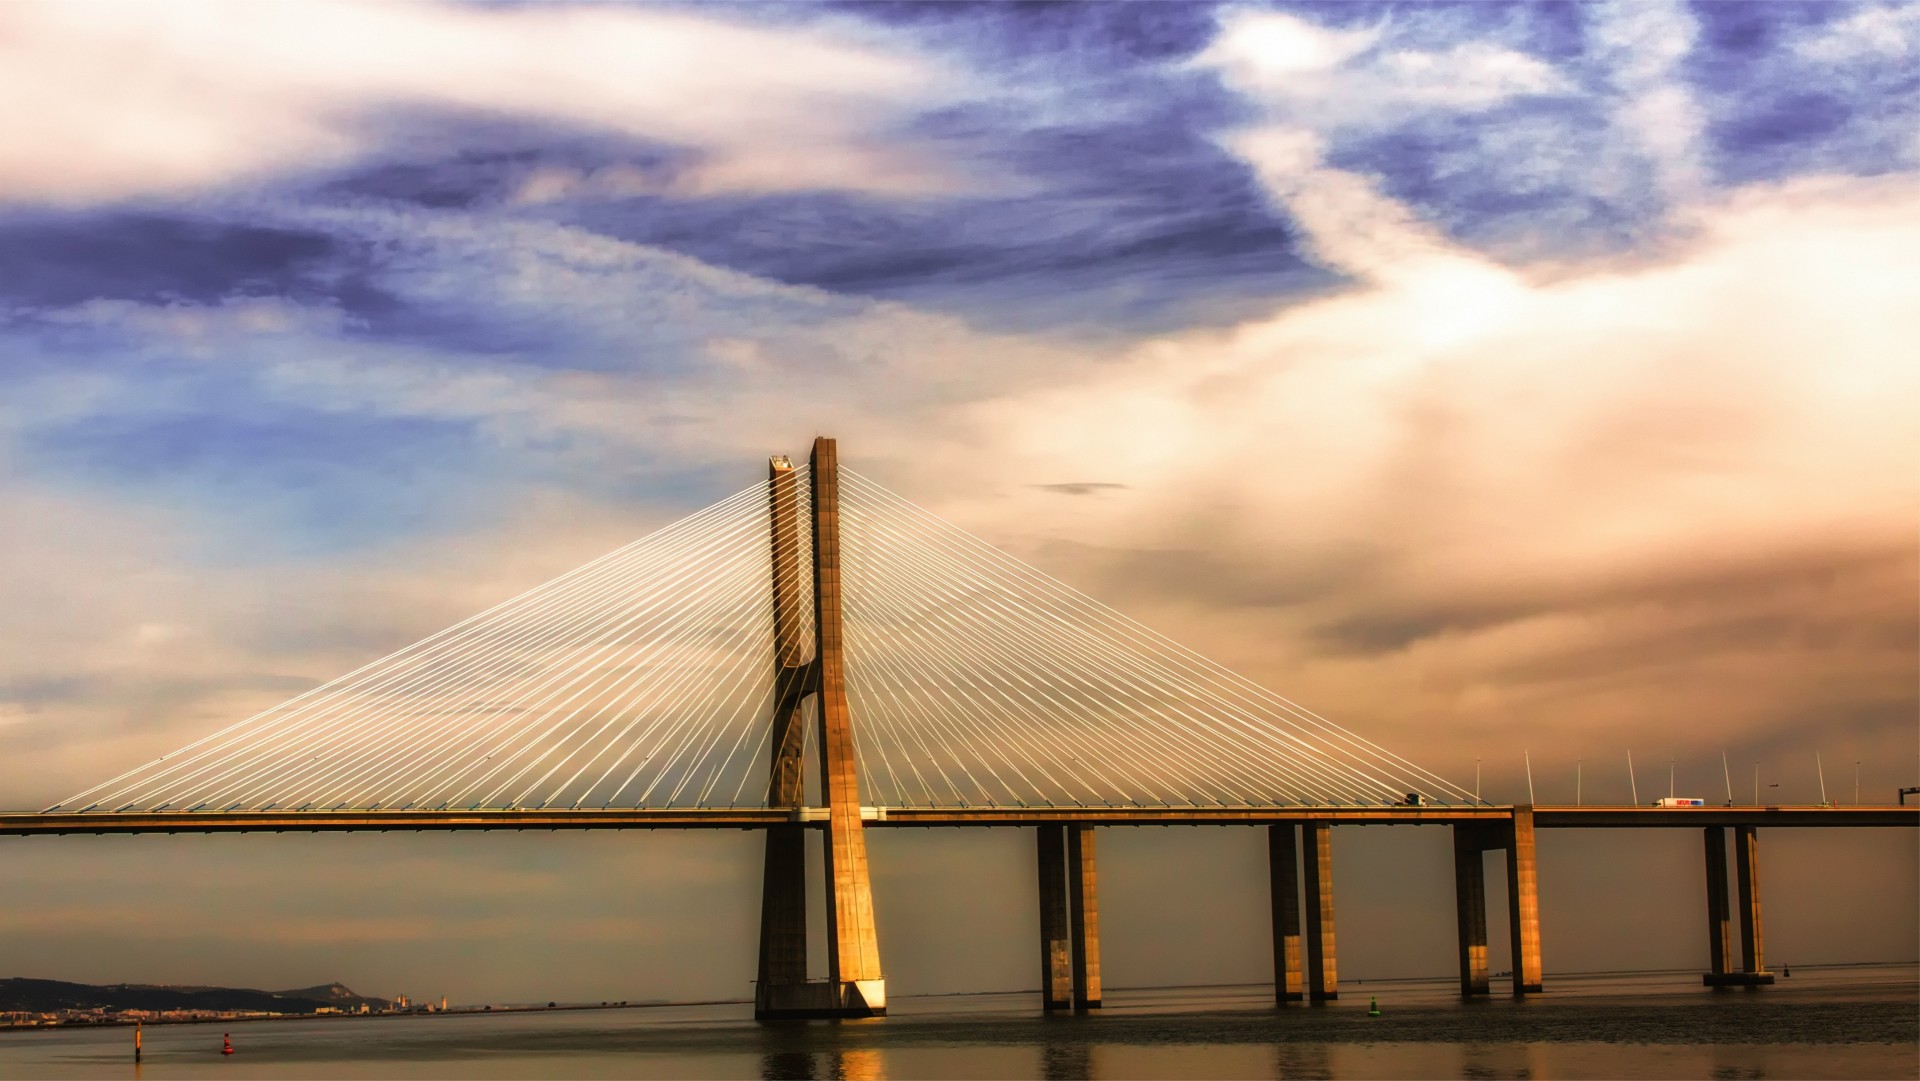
top-left (57, 476), bottom-right (815, 814)
top-left (57, 459), bottom-right (1473, 815)
top-left (838, 469), bottom-right (1475, 808)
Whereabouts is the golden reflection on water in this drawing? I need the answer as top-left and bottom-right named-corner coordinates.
top-left (761, 1046), bottom-right (888, 1081)
top-left (835, 1046), bottom-right (884, 1081)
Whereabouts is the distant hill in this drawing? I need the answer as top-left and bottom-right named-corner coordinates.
top-left (273, 982), bottom-right (388, 1011)
top-left (0, 978), bottom-right (390, 1015)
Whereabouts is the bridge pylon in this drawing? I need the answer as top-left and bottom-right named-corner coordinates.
top-left (754, 437), bottom-right (886, 1019)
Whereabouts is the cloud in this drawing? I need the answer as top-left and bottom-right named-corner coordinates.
top-left (1584, 0), bottom-right (1708, 204)
top-left (1795, 3), bottom-right (1920, 63)
top-left (948, 172), bottom-right (1920, 775)
top-left (0, 0), bottom-right (963, 206)
top-left (1196, 9), bottom-right (1567, 281)
top-left (1199, 11), bottom-right (1565, 122)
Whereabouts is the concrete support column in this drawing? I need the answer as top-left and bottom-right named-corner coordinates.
top-left (1702, 825), bottom-right (1773, 987)
top-left (1068, 826), bottom-right (1102, 1011)
top-left (1267, 824), bottom-right (1303, 1004)
top-left (1703, 827), bottom-right (1732, 978)
top-left (1505, 808), bottom-right (1543, 995)
top-left (1037, 825), bottom-right (1073, 1012)
top-left (1302, 820), bottom-right (1337, 1003)
top-left (757, 824), bottom-right (809, 994)
top-left (1735, 825), bottom-right (1765, 975)
top-left (1452, 825), bottom-right (1491, 999)
top-left (755, 456), bottom-right (814, 1018)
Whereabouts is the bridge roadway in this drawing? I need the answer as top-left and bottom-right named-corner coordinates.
top-left (1, 803), bottom-right (1912, 835)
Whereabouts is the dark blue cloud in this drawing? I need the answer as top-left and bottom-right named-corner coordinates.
top-left (1689, 0), bottom-right (1841, 59)
top-left (1688, 2), bottom-right (1918, 185)
top-left (1327, 97), bottom-right (1649, 262)
top-left (1718, 93), bottom-right (1853, 152)
top-left (824, 0), bottom-right (1223, 64)
top-left (0, 213), bottom-right (340, 309)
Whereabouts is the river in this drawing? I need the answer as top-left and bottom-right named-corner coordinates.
top-left (2, 963), bottom-right (1912, 1079)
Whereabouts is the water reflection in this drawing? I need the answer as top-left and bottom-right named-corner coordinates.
top-left (761, 1050), bottom-right (815, 1080)
top-left (1460, 1040), bottom-right (1534, 1079)
top-left (1040, 1042), bottom-right (1092, 1080)
top-left (831, 1047), bottom-right (885, 1081)
top-left (1709, 1049), bottom-right (1770, 1080)
top-left (1274, 1041), bottom-right (1331, 1079)
top-left (759, 1046), bottom-right (887, 1081)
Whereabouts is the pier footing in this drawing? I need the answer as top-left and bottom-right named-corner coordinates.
top-left (1701, 971), bottom-right (1775, 988)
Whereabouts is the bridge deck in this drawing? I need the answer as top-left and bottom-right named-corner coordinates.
top-left (1, 805), bottom-right (1912, 836)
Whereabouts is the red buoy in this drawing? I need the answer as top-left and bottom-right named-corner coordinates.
top-left (221, 1033), bottom-right (235, 1056)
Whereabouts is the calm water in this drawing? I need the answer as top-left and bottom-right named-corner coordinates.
top-left (2, 965), bottom-right (1913, 1080)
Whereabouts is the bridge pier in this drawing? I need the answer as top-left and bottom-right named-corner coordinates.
top-left (1303, 820), bottom-right (1337, 1003)
top-left (1068, 825), bottom-right (1102, 1010)
top-left (1451, 810), bottom-right (1542, 997)
top-left (1506, 807), bottom-right (1543, 995)
top-left (1036, 824), bottom-right (1101, 1012)
top-left (1267, 824), bottom-right (1304, 1003)
top-left (1703, 825), bottom-right (1771, 987)
top-left (1452, 824), bottom-right (1492, 998)
top-left (1704, 826), bottom-right (1733, 980)
top-left (1037, 825), bottom-right (1073, 1011)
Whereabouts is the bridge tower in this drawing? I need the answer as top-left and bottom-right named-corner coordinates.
top-left (754, 437), bottom-right (886, 1019)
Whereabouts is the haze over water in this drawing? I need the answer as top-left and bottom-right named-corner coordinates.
top-left (4, 964), bottom-right (1912, 1080)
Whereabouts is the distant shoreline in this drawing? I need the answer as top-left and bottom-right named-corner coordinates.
top-left (5, 959), bottom-right (1912, 1034)
top-left (0, 998), bottom-right (753, 1033)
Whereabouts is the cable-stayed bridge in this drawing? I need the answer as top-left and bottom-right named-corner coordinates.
top-left (5, 438), bottom-right (1912, 1018)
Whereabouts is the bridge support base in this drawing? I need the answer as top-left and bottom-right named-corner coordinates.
top-left (1036, 824), bottom-right (1101, 1012)
top-left (1701, 825), bottom-right (1769, 988)
top-left (1452, 824), bottom-right (1491, 999)
top-left (1452, 810), bottom-right (1542, 997)
top-left (1303, 820), bottom-right (1338, 1003)
top-left (1068, 825), bottom-right (1103, 1011)
top-left (755, 981), bottom-right (887, 1020)
top-left (1038, 825), bottom-right (1073, 1012)
top-left (1268, 824), bottom-right (1304, 1003)
top-left (1506, 808), bottom-right (1543, 995)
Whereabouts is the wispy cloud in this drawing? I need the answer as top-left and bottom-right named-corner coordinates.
top-left (0, 0), bottom-right (965, 206)
top-left (1585, 0), bottom-right (1708, 205)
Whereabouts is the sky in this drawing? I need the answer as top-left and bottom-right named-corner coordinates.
top-left (0, 0), bottom-right (1914, 1005)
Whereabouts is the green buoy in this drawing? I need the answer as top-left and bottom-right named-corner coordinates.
top-left (1367, 996), bottom-right (1381, 1017)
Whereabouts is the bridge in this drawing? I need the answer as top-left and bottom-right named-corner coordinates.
top-left (7, 438), bottom-right (1914, 1017)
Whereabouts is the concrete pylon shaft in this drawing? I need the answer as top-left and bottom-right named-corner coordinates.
top-left (1303, 820), bottom-right (1338, 1002)
top-left (1704, 827), bottom-right (1732, 977)
top-left (1735, 825), bottom-right (1764, 974)
top-left (810, 437), bottom-right (885, 1014)
top-left (1452, 825), bottom-right (1491, 998)
top-left (1068, 825), bottom-right (1103, 1011)
top-left (763, 456), bottom-right (813, 810)
top-left (1036, 825), bottom-right (1073, 1011)
top-left (1505, 807), bottom-right (1544, 995)
top-left (1268, 824), bottom-right (1304, 1004)
top-left (755, 457), bottom-right (812, 1010)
